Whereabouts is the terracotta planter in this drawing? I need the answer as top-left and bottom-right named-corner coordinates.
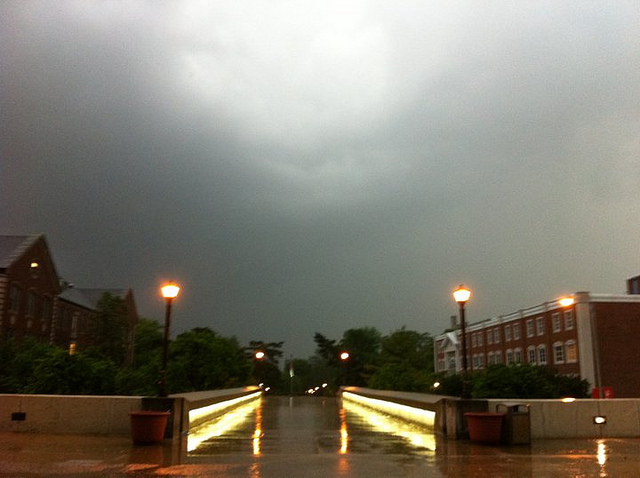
top-left (464, 412), bottom-right (505, 444)
top-left (129, 411), bottom-right (170, 445)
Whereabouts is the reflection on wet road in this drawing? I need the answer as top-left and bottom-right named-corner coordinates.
top-left (189, 395), bottom-right (435, 458)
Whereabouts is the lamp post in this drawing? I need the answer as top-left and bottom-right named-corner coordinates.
top-left (159, 283), bottom-right (180, 397)
top-left (453, 285), bottom-right (471, 398)
top-left (340, 351), bottom-right (350, 386)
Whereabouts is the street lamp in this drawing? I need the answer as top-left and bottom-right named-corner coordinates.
top-left (255, 351), bottom-right (265, 360)
top-left (453, 284), bottom-right (471, 398)
top-left (159, 282), bottom-right (180, 397)
top-left (340, 351), bottom-right (350, 386)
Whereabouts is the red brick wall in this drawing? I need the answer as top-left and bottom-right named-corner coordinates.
top-left (1, 238), bottom-right (60, 341)
top-left (594, 302), bottom-right (640, 398)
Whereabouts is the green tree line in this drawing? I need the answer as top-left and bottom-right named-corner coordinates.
top-left (0, 292), bottom-right (589, 399)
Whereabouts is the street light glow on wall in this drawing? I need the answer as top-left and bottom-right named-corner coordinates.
top-left (453, 284), bottom-right (471, 398)
top-left (558, 297), bottom-right (575, 307)
top-left (159, 282), bottom-right (180, 397)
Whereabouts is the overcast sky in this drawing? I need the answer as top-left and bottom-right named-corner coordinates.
top-left (2, 1), bottom-right (639, 359)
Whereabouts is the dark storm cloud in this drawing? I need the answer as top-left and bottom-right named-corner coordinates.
top-left (2, 1), bottom-right (640, 358)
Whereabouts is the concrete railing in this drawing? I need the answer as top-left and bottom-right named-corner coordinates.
top-left (0, 387), bottom-right (262, 437)
top-left (0, 394), bottom-right (142, 435)
top-left (341, 387), bottom-right (640, 439)
top-left (488, 398), bottom-right (640, 438)
top-left (167, 386), bottom-right (262, 436)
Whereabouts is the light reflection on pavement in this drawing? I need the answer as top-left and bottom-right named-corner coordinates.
top-left (2, 396), bottom-right (640, 476)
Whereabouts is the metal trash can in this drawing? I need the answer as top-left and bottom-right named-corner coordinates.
top-left (496, 402), bottom-right (530, 445)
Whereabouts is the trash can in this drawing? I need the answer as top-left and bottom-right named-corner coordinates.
top-left (496, 402), bottom-right (530, 445)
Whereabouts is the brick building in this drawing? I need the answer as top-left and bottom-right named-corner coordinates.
top-left (0, 235), bottom-right (138, 360)
top-left (435, 285), bottom-right (640, 398)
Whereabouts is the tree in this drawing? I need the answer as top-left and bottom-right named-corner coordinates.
top-left (247, 340), bottom-right (284, 365)
top-left (339, 327), bottom-right (382, 386)
top-left (0, 337), bottom-right (52, 392)
top-left (115, 318), bottom-right (163, 395)
top-left (368, 327), bottom-right (434, 392)
top-left (442, 364), bottom-right (592, 399)
top-left (93, 293), bottom-right (130, 365)
top-left (283, 355), bottom-right (336, 395)
top-left (313, 333), bottom-right (339, 366)
top-left (27, 348), bottom-right (117, 395)
top-left (167, 328), bottom-right (251, 393)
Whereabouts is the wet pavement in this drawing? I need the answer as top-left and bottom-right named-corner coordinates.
top-left (1, 395), bottom-right (640, 476)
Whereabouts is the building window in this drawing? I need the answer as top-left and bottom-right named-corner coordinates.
top-left (526, 319), bottom-right (535, 338)
top-left (505, 325), bottom-right (512, 341)
top-left (528, 346), bottom-right (536, 364)
top-left (552, 313), bottom-right (562, 333)
top-left (9, 285), bottom-right (21, 312)
top-left (494, 351), bottom-right (502, 364)
top-left (538, 345), bottom-right (547, 364)
top-left (566, 341), bottom-right (577, 363)
top-left (26, 291), bottom-right (37, 317)
top-left (473, 354), bottom-right (484, 369)
top-left (494, 328), bottom-right (501, 343)
top-left (564, 310), bottom-right (575, 330)
top-left (487, 330), bottom-right (493, 345)
top-left (513, 323), bottom-right (521, 340)
top-left (471, 334), bottom-right (477, 348)
top-left (554, 342), bottom-right (565, 364)
top-left (477, 333), bottom-right (483, 347)
top-left (447, 353), bottom-right (456, 371)
top-left (71, 313), bottom-right (78, 339)
top-left (506, 349), bottom-right (514, 364)
top-left (536, 317), bottom-right (545, 336)
top-left (41, 297), bottom-right (53, 322)
top-left (514, 348), bottom-right (522, 363)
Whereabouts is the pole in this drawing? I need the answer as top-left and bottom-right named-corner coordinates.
top-left (459, 301), bottom-right (469, 398)
top-left (289, 354), bottom-right (294, 397)
top-left (159, 297), bottom-right (173, 397)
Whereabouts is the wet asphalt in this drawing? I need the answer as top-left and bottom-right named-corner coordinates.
top-left (1, 395), bottom-right (639, 476)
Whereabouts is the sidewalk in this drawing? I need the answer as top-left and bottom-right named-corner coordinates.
top-left (1, 432), bottom-right (640, 477)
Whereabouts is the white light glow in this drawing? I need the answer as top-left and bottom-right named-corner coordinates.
top-left (342, 395), bottom-right (436, 451)
top-left (342, 392), bottom-right (436, 429)
top-left (188, 391), bottom-right (262, 426)
top-left (558, 297), bottom-right (575, 307)
top-left (597, 439), bottom-right (607, 466)
top-left (453, 285), bottom-right (471, 303)
top-left (161, 283), bottom-right (180, 299)
top-left (187, 396), bottom-right (261, 452)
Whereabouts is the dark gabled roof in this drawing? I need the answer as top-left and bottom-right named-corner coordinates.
top-left (0, 235), bottom-right (41, 269)
top-left (58, 288), bottom-right (131, 311)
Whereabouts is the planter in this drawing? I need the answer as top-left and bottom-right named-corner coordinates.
top-left (129, 411), bottom-right (170, 445)
top-left (464, 412), bottom-right (505, 444)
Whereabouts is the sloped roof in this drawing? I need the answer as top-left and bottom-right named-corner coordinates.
top-left (58, 288), bottom-right (131, 310)
top-left (0, 235), bottom-right (41, 269)
top-left (439, 331), bottom-right (459, 349)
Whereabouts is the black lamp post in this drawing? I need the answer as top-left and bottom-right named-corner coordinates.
top-left (453, 285), bottom-right (471, 398)
top-left (159, 283), bottom-right (180, 397)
